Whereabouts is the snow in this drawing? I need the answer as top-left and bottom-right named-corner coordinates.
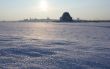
top-left (0, 22), bottom-right (110, 69)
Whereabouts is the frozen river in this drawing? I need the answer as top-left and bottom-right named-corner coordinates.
top-left (0, 22), bottom-right (110, 69)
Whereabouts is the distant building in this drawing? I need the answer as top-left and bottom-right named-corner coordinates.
top-left (60, 12), bottom-right (73, 22)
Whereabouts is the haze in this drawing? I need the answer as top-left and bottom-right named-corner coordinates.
top-left (0, 0), bottom-right (110, 20)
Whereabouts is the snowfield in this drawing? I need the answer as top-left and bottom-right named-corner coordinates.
top-left (0, 22), bottom-right (110, 69)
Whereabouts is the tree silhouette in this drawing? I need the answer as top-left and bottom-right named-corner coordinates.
top-left (60, 12), bottom-right (73, 22)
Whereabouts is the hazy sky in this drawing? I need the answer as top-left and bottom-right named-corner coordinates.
top-left (0, 0), bottom-right (110, 20)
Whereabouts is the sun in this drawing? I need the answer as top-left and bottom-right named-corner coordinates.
top-left (39, 0), bottom-right (49, 11)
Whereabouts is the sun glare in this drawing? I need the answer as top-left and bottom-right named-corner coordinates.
top-left (39, 0), bottom-right (49, 11)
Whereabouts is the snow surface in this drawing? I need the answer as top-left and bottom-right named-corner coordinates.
top-left (0, 22), bottom-right (110, 69)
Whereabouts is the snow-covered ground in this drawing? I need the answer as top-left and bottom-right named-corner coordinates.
top-left (0, 22), bottom-right (110, 69)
